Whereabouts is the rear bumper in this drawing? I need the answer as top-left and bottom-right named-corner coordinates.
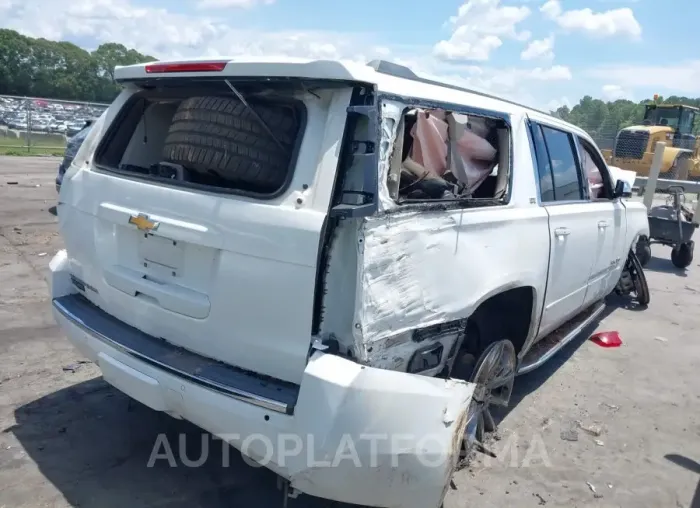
top-left (50, 250), bottom-right (473, 508)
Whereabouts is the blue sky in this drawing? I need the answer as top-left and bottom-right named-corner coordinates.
top-left (2, 0), bottom-right (699, 110)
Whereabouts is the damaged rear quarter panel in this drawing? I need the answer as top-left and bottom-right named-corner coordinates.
top-left (350, 106), bottom-right (551, 364)
top-left (355, 206), bottom-right (551, 360)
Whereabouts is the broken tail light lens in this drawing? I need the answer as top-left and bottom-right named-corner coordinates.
top-left (145, 62), bottom-right (228, 73)
top-left (589, 331), bottom-right (622, 348)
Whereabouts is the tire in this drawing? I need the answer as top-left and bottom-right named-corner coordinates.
top-left (671, 241), bottom-right (694, 269)
top-left (635, 236), bottom-right (652, 267)
top-left (662, 166), bottom-right (679, 180)
top-left (663, 154), bottom-right (690, 181)
top-left (458, 340), bottom-right (516, 460)
top-left (162, 96), bottom-right (300, 193)
top-left (629, 250), bottom-right (650, 306)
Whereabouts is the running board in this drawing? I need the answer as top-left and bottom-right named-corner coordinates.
top-left (517, 301), bottom-right (606, 375)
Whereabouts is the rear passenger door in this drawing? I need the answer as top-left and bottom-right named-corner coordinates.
top-left (529, 121), bottom-right (600, 337)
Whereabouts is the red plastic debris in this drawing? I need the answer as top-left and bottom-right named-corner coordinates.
top-left (589, 331), bottom-right (622, 348)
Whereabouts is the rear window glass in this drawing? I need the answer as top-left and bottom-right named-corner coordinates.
top-left (95, 83), bottom-right (306, 197)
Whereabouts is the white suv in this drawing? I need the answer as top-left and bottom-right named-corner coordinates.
top-left (50, 58), bottom-right (650, 508)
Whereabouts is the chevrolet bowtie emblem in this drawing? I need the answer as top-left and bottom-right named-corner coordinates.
top-left (128, 213), bottom-right (159, 232)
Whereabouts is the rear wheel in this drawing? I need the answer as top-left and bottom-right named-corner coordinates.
top-left (635, 235), bottom-right (652, 267)
top-left (663, 154), bottom-right (690, 180)
top-left (663, 166), bottom-right (679, 180)
top-left (671, 241), bottom-right (694, 269)
top-left (457, 339), bottom-right (516, 459)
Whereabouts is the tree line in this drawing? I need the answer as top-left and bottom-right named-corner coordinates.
top-left (0, 29), bottom-right (154, 103)
top-left (552, 96), bottom-right (700, 143)
top-left (1, 28), bottom-right (700, 140)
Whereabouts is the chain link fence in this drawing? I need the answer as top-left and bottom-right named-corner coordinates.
top-left (548, 116), bottom-right (628, 153)
top-left (0, 95), bottom-right (109, 156)
top-left (550, 103), bottom-right (700, 151)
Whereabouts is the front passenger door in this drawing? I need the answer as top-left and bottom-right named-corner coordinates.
top-left (576, 137), bottom-right (626, 304)
top-left (529, 122), bottom-right (600, 337)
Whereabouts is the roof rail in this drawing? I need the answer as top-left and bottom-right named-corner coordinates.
top-left (365, 59), bottom-right (551, 116)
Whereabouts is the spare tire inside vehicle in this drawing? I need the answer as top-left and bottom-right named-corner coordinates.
top-left (161, 96), bottom-right (301, 193)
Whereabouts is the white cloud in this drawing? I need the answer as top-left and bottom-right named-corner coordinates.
top-left (541, 0), bottom-right (642, 39)
top-left (528, 65), bottom-right (571, 80)
top-left (197, 0), bottom-right (273, 9)
top-left (540, 0), bottom-right (562, 19)
top-left (547, 96), bottom-right (571, 112)
top-left (587, 61), bottom-right (700, 95)
top-left (411, 61), bottom-right (572, 110)
top-left (1, 0), bottom-right (578, 111)
top-left (0, 0), bottom-right (378, 61)
top-left (434, 0), bottom-right (531, 62)
top-left (601, 84), bottom-right (628, 100)
top-left (520, 35), bottom-right (554, 61)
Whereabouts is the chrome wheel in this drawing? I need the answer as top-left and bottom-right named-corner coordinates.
top-left (460, 340), bottom-right (516, 458)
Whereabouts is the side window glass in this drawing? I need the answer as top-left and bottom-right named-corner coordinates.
top-left (529, 123), bottom-right (555, 202)
top-left (541, 126), bottom-right (584, 201)
top-left (579, 141), bottom-right (612, 200)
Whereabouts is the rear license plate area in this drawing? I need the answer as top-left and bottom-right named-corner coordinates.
top-left (138, 234), bottom-right (185, 276)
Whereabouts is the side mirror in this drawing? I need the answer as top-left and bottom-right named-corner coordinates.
top-left (614, 179), bottom-right (632, 199)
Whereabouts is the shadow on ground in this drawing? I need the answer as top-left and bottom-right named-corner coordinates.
top-left (11, 378), bottom-right (343, 508)
top-left (491, 294), bottom-right (636, 427)
top-left (9, 296), bottom-right (642, 508)
top-left (665, 454), bottom-right (700, 508)
top-left (644, 255), bottom-right (689, 277)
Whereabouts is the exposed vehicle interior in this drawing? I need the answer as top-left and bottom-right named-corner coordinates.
top-left (386, 107), bottom-right (510, 205)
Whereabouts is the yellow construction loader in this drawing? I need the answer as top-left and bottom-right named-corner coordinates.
top-left (602, 103), bottom-right (700, 180)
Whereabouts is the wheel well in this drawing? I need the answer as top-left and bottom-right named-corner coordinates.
top-left (468, 287), bottom-right (534, 355)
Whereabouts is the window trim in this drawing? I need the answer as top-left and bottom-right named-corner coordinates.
top-left (529, 120), bottom-right (589, 206)
top-left (378, 92), bottom-right (513, 212)
top-left (526, 120), bottom-right (554, 205)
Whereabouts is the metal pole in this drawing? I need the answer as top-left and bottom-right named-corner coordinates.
top-left (678, 156), bottom-right (691, 181)
top-left (643, 142), bottom-right (666, 210)
top-left (25, 97), bottom-right (31, 154)
top-left (694, 193), bottom-right (700, 227)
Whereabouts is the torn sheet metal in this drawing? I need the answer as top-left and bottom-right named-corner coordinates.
top-left (377, 100), bottom-right (404, 212)
top-left (352, 207), bottom-right (550, 359)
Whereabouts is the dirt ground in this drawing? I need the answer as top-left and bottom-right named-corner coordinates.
top-left (0, 155), bottom-right (699, 508)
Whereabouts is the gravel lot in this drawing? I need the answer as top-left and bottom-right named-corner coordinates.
top-left (1, 156), bottom-right (699, 508)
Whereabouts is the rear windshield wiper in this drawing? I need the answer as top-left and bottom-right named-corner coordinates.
top-left (224, 79), bottom-right (286, 152)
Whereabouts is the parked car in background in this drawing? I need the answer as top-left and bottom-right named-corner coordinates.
top-left (56, 119), bottom-right (95, 192)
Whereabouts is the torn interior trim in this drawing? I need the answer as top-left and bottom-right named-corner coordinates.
top-left (377, 100), bottom-right (405, 212)
top-left (317, 218), bottom-right (362, 357)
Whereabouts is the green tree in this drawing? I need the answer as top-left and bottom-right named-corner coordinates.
top-left (92, 42), bottom-right (155, 82)
top-left (0, 29), bottom-right (154, 103)
top-left (553, 93), bottom-right (700, 145)
top-left (91, 43), bottom-right (155, 101)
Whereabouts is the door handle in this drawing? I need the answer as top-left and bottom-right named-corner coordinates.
top-left (555, 227), bottom-right (571, 237)
top-left (598, 220), bottom-right (609, 229)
